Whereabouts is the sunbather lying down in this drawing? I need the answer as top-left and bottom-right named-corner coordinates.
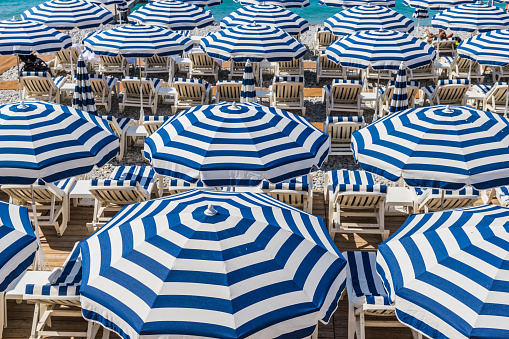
top-left (425, 28), bottom-right (454, 43)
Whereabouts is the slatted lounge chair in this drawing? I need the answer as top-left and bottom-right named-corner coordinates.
top-left (119, 76), bottom-right (162, 114)
top-left (166, 179), bottom-right (218, 196)
top-left (343, 251), bottom-right (416, 339)
top-left (51, 47), bottom-right (80, 74)
top-left (19, 71), bottom-right (67, 104)
top-left (491, 64), bottom-right (509, 82)
top-left (324, 116), bottom-right (365, 157)
top-left (316, 51), bottom-right (346, 83)
top-left (2, 178), bottom-right (76, 237)
top-left (88, 165), bottom-right (161, 229)
top-left (215, 80), bottom-right (242, 103)
top-left (143, 115), bottom-right (170, 136)
top-left (98, 55), bottom-right (130, 76)
top-left (173, 77), bottom-right (212, 113)
top-left (443, 55), bottom-right (484, 82)
top-left (23, 242), bottom-right (87, 339)
top-left (378, 81), bottom-right (420, 116)
top-left (144, 55), bottom-right (172, 76)
top-left (100, 116), bottom-right (133, 161)
top-left (494, 186), bottom-right (509, 207)
top-left (325, 170), bottom-right (388, 240)
top-left (260, 175), bottom-right (313, 213)
top-left (189, 52), bottom-right (220, 81)
top-left (422, 78), bottom-right (469, 106)
top-left (431, 37), bottom-right (457, 56)
top-left (270, 76), bottom-right (306, 116)
top-left (275, 58), bottom-right (304, 77)
top-left (313, 28), bottom-right (339, 55)
top-left (415, 187), bottom-right (479, 213)
top-left (228, 61), bottom-right (260, 81)
top-left (322, 79), bottom-right (363, 116)
top-left (89, 74), bottom-right (118, 113)
top-left (407, 62), bottom-right (438, 82)
top-left (366, 66), bottom-right (393, 82)
top-left (472, 82), bottom-right (509, 116)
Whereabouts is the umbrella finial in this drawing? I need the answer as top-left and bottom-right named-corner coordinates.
top-left (17, 101), bottom-right (27, 109)
top-left (231, 102), bottom-right (240, 110)
top-left (444, 105), bottom-right (453, 113)
top-left (204, 204), bottom-right (217, 216)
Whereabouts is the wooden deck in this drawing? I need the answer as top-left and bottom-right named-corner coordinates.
top-left (1, 190), bottom-right (415, 339)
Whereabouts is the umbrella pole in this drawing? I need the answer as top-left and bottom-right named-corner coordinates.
top-left (417, 18), bottom-right (420, 31)
top-left (437, 34), bottom-right (440, 60)
top-left (259, 61), bottom-right (263, 88)
top-left (30, 185), bottom-right (49, 271)
top-left (139, 58), bottom-right (144, 121)
top-left (70, 49), bottom-right (74, 82)
top-left (17, 55), bottom-right (22, 102)
top-left (374, 71), bottom-right (380, 120)
top-left (504, 84), bottom-right (509, 118)
top-left (468, 60), bottom-right (472, 84)
top-left (440, 189), bottom-right (445, 210)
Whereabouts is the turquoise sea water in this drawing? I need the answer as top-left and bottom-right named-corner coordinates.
top-left (1, 0), bottom-right (505, 25)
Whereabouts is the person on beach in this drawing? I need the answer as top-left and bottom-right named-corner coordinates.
top-left (425, 28), bottom-right (453, 43)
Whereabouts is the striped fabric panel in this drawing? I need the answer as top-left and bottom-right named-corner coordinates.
top-left (90, 74), bottom-right (117, 89)
top-left (332, 79), bottom-right (363, 86)
top-left (241, 60), bottom-right (257, 103)
top-left (73, 57), bottom-right (97, 115)
top-left (168, 179), bottom-right (206, 187)
top-left (376, 204), bottom-right (509, 339)
top-left (110, 165), bottom-right (156, 191)
top-left (101, 116), bottom-right (133, 133)
top-left (324, 5), bottom-right (414, 36)
top-left (143, 115), bottom-right (170, 122)
top-left (20, 71), bottom-right (50, 77)
top-left (36, 178), bottom-right (73, 191)
top-left (128, 0), bottom-right (214, 30)
top-left (412, 8), bottom-right (429, 19)
top-left (21, 0), bottom-right (114, 30)
top-left (274, 76), bottom-right (304, 83)
top-left (387, 80), bottom-right (419, 88)
top-left (327, 116), bottom-right (364, 123)
top-left (52, 77), bottom-right (67, 88)
top-left (79, 190), bottom-right (346, 339)
top-left (319, 0), bottom-right (395, 7)
top-left (121, 76), bottom-right (163, 90)
top-left (173, 77), bottom-right (211, 91)
top-left (472, 84), bottom-right (492, 95)
top-left (233, 0), bottom-right (310, 8)
top-left (329, 170), bottom-right (387, 194)
top-left (438, 78), bottom-right (470, 86)
top-left (25, 242), bottom-right (81, 297)
top-left (220, 4), bottom-right (309, 35)
top-left (91, 179), bottom-right (138, 187)
top-left (389, 62), bottom-right (409, 114)
top-left (217, 80), bottom-right (243, 85)
top-left (457, 30), bottom-right (509, 67)
top-left (431, 3), bottom-right (509, 33)
top-left (0, 20), bottom-right (72, 55)
top-left (496, 186), bottom-right (509, 205)
top-left (83, 25), bottom-right (193, 58)
top-left (429, 187), bottom-right (480, 196)
top-left (261, 175), bottom-right (309, 190)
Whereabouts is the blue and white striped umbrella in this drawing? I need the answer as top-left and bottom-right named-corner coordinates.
top-left (201, 23), bottom-right (306, 62)
top-left (0, 19), bottom-right (72, 55)
top-left (0, 201), bottom-right (37, 292)
top-left (73, 56), bottom-right (97, 115)
top-left (220, 4), bottom-right (309, 36)
top-left (144, 102), bottom-right (329, 186)
top-left (149, 0), bottom-right (222, 7)
top-left (351, 105), bottom-right (509, 190)
top-left (326, 29), bottom-right (436, 70)
top-left (21, 0), bottom-right (114, 30)
top-left (388, 62), bottom-right (409, 114)
top-left (233, 0), bottom-right (310, 8)
top-left (432, 3), bottom-right (509, 33)
top-left (241, 59), bottom-right (257, 103)
top-left (324, 6), bottom-right (414, 36)
top-left (0, 101), bottom-right (118, 185)
top-left (80, 190), bottom-right (346, 339)
top-left (83, 25), bottom-right (193, 58)
top-left (403, 0), bottom-right (475, 10)
top-left (128, 0), bottom-right (214, 30)
top-left (457, 29), bottom-right (509, 66)
top-left (319, 0), bottom-right (395, 8)
top-left (376, 204), bottom-right (509, 339)
top-left (412, 7), bottom-right (429, 18)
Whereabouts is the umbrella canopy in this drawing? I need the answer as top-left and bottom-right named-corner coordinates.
top-left (0, 201), bottom-right (37, 292)
top-left (0, 101), bottom-right (118, 185)
top-left (80, 190), bottom-right (346, 339)
top-left (325, 29), bottom-right (436, 70)
top-left (128, 0), bottom-right (214, 30)
top-left (233, 0), bottom-right (310, 8)
top-left (319, 0), bottom-right (395, 8)
top-left (432, 3), bottom-right (509, 33)
top-left (241, 60), bottom-right (257, 103)
top-left (220, 4), bottom-right (309, 36)
top-left (412, 7), bottom-right (429, 18)
top-left (376, 204), bottom-right (509, 339)
top-left (457, 29), bottom-right (509, 66)
top-left (388, 62), bottom-right (409, 114)
top-left (0, 19), bottom-right (72, 55)
top-left (351, 105), bottom-right (509, 190)
top-left (83, 25), bottom-right (193, 58)
top-left (201, 23), bottom-right (306, 62)
top-left (72, 56), bottom-right (97, 115)
top-left (403, 0), bottom-right (475, 10)
top-left (144, 102), bottom-right (329, 186)
top-left (21, 0), bottom-right (114, 30)
top-left (149, 0), bottom-right (223, 7)
top-left (324, 6), bottom-right (414, 36)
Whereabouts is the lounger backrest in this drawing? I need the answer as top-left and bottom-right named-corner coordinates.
top-left (1, 177), bottom-right (70, 204)
top-left (260, 175), bottom-right (310, 209)
top-left (20, 71), bottom-right (56, 94)
top-left (90, 179), bottom-right (147, 205)
top-left (319, 52), bottom-right (342, 70)
top-left (174, 77), bottom-right (209, 100)
top-left (100, 55), bottom-right (124, 67)
top-left (190, 52), bottom-right (214, 68)
top-left (121, 77), bottom-right (160, 98)
top-left (491, 82), bottom-right (509, 104)
top-left (317, 29), bottom-right (338, 48)
top-left (418, 187), bottom-right (479, 211)
top-left (146, 55), bottom-right (169, 67)
top-left (383, 81), bottom-right (420, 102)
top-left (411, 62), bottom-right (433, 73)
top-left (110, 165), bottom-right (156, 191)
top-left (331, 79), bottom-right (363, 103)
top-left (216, 80), bottom-right (241, 102)
top-left (435, 79), bottom-right (469, 103)
top-left (89, 74), bottom-right (108, 94)
top-left (278, 58), bottom-right (302, 71)
top-left (454, 56), bottom-right (479, 72)
top-left (55, 47), bottom-right (80, 66)
top-left (329, 170), bottom-right (387, 208)
top-left (273, 76), bottom-right (304, 100)
top-left (143, 115), bottom-right (170, 135)
top-left (326, 116), bottom-right (365, 142)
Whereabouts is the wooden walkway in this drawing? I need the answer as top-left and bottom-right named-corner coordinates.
top-left (1, 191), bottom-right (415, 339)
